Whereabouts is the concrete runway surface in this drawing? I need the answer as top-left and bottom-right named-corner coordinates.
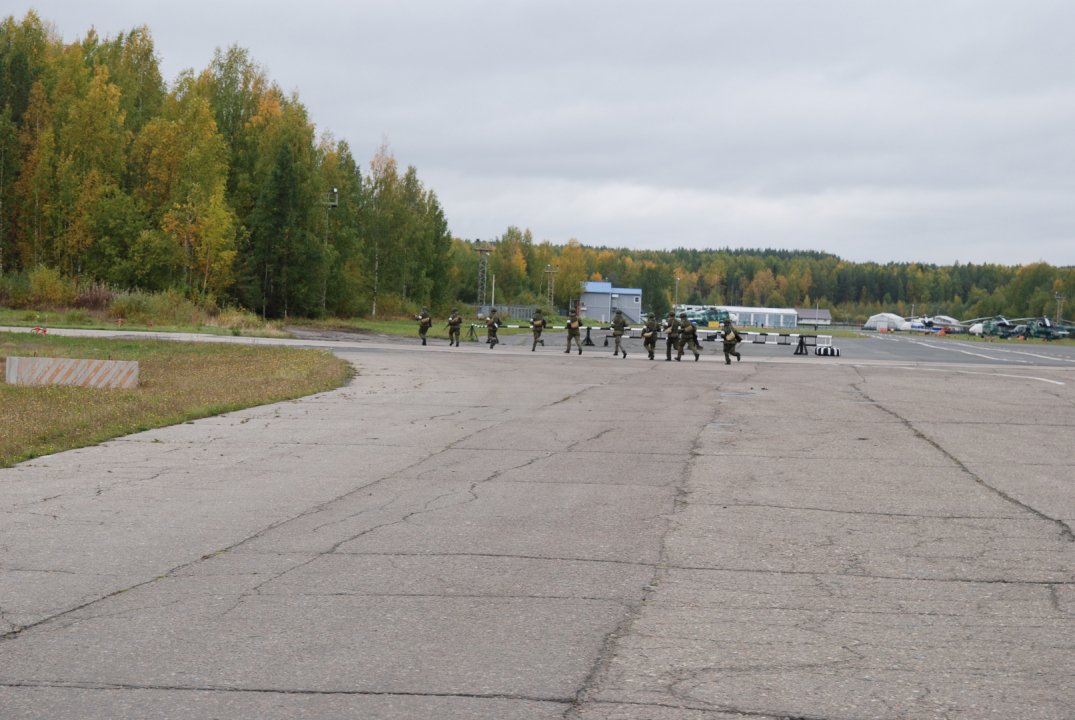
top-left (1, 328), bottom-right (1074, 719)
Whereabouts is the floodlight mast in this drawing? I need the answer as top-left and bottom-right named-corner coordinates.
top-left (1057, 292), bottom-right (1068, 325)
top-left (475, 241), bottom-right (493, 311)
top-left (544, 264), bottom-right (558, 310)
top-left (321, 188), bottom-right (339, 310)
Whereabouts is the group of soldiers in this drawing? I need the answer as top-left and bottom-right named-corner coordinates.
top-left (639, 310), bottom-right (743, 364)
top-left (415, 306), bottom-right (744, 364)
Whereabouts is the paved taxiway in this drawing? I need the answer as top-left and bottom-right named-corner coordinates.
top-left (1, 328), bottom-right (1073, 718)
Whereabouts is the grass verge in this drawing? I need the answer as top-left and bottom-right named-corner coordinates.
top-left (0, 332), bottom-right (351, 468)
top-left (0, 307), bottom-right (291, 338)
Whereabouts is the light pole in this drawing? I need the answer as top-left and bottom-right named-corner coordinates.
top-left (1057, 292), bottom-right (1068, 324)
top-left (475, 241), bottom-right (493, 312)
top-left (675, 277), bottom-right (680, 309)
top-left (321, 187), bottom-right (338, 310)
top-left (544, 264), bottom-right (558, 310)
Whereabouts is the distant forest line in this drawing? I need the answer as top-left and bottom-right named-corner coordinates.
top-left (1, 13), bottom-right (1071, 325)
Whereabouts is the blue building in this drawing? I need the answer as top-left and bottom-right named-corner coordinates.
top-left (578, 282), bottom-right (643, 323)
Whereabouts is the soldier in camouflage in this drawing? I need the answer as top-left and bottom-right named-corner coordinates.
top-left (447, 307), bottom-right (463, 347)
top-left (611, 308), bottom-right (628, 358)
top-left (565, 311), bottom-right (583, 354)
top-left (415, 306), bottom-right (431, 345)
top-left (530, 309), bottom-right (547, 351)
top-left (721, 319), bottom-right (742, 364)
top-left (677, 312), bottom-right (701, 361)
top-left (486, 307), bottom-right (502, 349)
top-left (642, 313), bottom-right (659, 360)
top-left (664, 311), bottom-right (680, 361)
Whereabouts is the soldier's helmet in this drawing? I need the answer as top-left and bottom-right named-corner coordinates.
top-left (679, 312), bottom-right (687, 319)
top-left (451, 307), bottom-right (458, 312)
top-left (422, 306), bottom-right (428, 311)
top-left (668, 311), bottom-right (675, 317)
top-left (723, 319), bottom-right (731, 326)
top-left (615, 308), bottom-right (622, 314)
top-left (491, 307), bottom-right (497, 312)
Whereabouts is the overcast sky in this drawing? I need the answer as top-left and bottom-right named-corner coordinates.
top-left (16, 1), bottom-right (1075, 265)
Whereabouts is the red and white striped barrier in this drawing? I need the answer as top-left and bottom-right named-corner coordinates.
top-left (5, 356), bottom-right (139, 389)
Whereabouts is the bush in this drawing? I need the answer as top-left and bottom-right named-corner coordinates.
top-left (108, 289), bottom-right (205, 325)
top-left (27, 266), bottom-right (77, 308)
top-left (107, 291), bottom-right (151, 322)
top-left (75, 283), bottom-right (118, 311)
top-left (0, 273), bottom-right (26, 308)
top-left (206, 307), bottom-right (286, 335)
top-left (371, 293), bottom-right (421, 319)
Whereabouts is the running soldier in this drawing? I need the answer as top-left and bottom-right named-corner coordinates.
top-left (664, 311), bottom-right (680, 361)
top-left (486, 307), bottom-right (502, 349)
top-left (447, 307), bottom-right (463, 347)
top-left (721, 319), bottom-right (742, 364)
top-left (415, 306), bottom-right (431, 345)
top-left (565, 311), bottom-right (583, 354)
top-left (611, 309), bottom-right (627, 358)
top-left (677, 312), bottom-right (701, 361)
top-left (642, 313), bottom-right (659, 360)
top-left (530, 309), bottom-right (547, 351)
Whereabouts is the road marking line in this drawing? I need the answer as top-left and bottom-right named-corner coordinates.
top-left (894, 366), bottom-right (1065, 385)
top-left (978, 347), bottom-right (1075, 363)
top-left (907, 340), bottom-right (1028, 363)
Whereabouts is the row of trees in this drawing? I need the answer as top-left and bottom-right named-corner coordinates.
top-left (1, 13), bottom-right (1070, 325)
top-left (0, 13), bottom-right (451, 318)
top-left (448, 231), bottom-right (1074, 323)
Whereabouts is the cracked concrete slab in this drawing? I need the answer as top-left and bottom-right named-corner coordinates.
top-left (2, 340), bottom-right (1074, 718)
top-left (0, 687), bottom-right (570, 720)
top-left (583, 362), bottom-right (1075, 719)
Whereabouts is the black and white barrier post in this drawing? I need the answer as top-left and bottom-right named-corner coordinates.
top-left (815, 335), bottom-right (840, 356)
top-left (740, 332), bottom-right (839, 357)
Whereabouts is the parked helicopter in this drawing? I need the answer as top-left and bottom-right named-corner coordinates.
top-left (1023, 317), bottom-right (1070, 341)
top-left (900, 315), bottom-right (964, 333)
top-left (967, 316), bottom-right (1068, 340)
top-left (967, 316), bottom-right (1023, 337)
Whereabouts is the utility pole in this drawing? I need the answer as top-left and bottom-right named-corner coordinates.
top-left (475, 241), bottom-right (493, 311)
top-left (1057, 292), bottom-right (1068, 324)
top-left (675, 277), bottom-right (680, 309)
top-left (544, 264), bottom-right (558, 310)
top-left (321, 188), bottom-right (338, 310)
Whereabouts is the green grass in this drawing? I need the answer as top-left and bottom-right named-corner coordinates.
top-left (0, 332), bottom-right (351, 468)
top-left (0, 307), bottom-right (290, 338)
